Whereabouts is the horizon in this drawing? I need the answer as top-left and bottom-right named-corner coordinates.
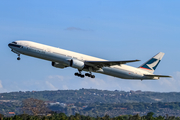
top-left (0, 88), bottom-right (179, 94)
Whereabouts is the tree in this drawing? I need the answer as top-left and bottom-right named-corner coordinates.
top-left (146, 112), bottom-right (154, 120)
top-left (129, 114), bottom-right (141, 120)
top-left (22, 98), bottom-right (49, 116)
top-left (0, 114), bottom-right (3, 120)
top-left (103, 114), bottom-right (110, 120)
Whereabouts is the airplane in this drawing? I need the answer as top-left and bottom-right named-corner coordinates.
top-left (8, 41), bottom-right (171, 80)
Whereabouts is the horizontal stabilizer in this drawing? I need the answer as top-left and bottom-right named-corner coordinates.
top-left (85, 60), bottom-right (140, 68)
top-left (144, 74), bottom-right (172, 78)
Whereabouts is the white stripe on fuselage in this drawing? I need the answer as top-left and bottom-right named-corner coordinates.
top-left (10, 41), bottom-right (156, 80)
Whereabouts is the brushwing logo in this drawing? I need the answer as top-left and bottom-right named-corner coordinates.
top-left (147, 59), bottom-right (160, 70)
top-left (141, 58), bottom-right (161, 71)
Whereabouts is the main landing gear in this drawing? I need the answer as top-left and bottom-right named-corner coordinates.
top-left (74, 70), bottom-right (85, 78)
top-left (85, 73), bottom-right (95, 78)
top-left (17, 54), bottom-right (21, 60)
top-left (74, 70), bottom-right (95, 78)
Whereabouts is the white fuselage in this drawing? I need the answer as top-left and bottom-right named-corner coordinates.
top-left (8, 41), bottom-right (157, 80)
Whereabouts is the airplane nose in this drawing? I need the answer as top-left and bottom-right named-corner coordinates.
top-left (8, 43), bottom-right (14, 48)
top-left (8, 43), bottom-right (21, 48)
top-left (8, 43), bottom-right (15, 48)
top-left (8, 43), bottom-right (12, 47)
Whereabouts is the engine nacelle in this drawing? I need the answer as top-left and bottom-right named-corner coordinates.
top-left (52, 62), bottom-right (67, 69)
top-left (70, 59), bottom-right (85, 70)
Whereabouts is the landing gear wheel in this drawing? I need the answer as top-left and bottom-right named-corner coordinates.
top-left (17, 54), bottom-right (21, 60)
top-left (91, 75), bottom-right (95, 78)
top-left (85, 73), bottom-right (90, 77)
top-left (75, 70), bottom-right (85, 78)
top-left (74, 73), bottom-right (79, 76)
top-left (85, 73), bottom-right (95, 78)
top-left (80, 75), bottom-right (85, 78)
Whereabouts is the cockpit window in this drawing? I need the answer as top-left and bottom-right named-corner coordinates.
top-left (12, 41), bottom-right (17, 44)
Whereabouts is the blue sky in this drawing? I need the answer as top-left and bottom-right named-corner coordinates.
top-left (0, 1), bottom-right (180, 93)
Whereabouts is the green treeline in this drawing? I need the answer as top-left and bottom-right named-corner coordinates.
top-left (2, 101), bottom-right (180, 117)
top-left (49, 102), bottom-right (180, 117)
top-left (1, 112), bottom-right (179, 120)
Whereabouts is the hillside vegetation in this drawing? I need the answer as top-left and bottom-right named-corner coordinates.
top-left (1, 89), bottom-right (180, 117)
top-left (1, 89), bottom-right (180, 103)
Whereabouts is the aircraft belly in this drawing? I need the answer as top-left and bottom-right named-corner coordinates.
top-left (101, 67), bottom-right (144, 79)
top-left (15, 48), bottom-right (69, 65)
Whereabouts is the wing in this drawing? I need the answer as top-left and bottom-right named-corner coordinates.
top-left (144, 74), bottom-right (172, 78)
top-left (85, 60), bottom-right (140, 68)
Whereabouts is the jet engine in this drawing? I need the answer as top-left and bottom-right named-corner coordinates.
top-left (70, 59), bottom-right (85, 70)
top-left (52, 62), bottom-right (67, 69)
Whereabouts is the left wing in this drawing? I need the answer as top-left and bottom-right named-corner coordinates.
top-left (144, 74), bottom-right (172, 78)
top-left (85, 60), bottom-right (140, 68)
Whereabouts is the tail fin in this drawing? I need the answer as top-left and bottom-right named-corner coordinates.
top-left (139, 52), bottom-right (165, 73)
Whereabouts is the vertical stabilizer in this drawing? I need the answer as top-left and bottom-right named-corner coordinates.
top-left (139, 52), bottom-right (165, 73)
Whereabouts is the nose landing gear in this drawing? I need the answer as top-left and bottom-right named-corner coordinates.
top-left (17, 54), bottom-right (21, 60)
